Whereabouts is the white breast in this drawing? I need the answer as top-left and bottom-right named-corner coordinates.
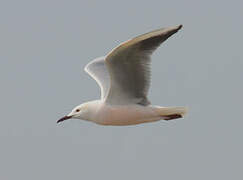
top-left (92, 103), bottom-right (160, 126)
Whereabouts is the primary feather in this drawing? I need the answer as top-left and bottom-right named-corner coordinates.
top-left (104, 25), bottom-right (183, 105)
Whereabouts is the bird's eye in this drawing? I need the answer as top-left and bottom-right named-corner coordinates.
top-left (76, 109), bottom-right (80, 112)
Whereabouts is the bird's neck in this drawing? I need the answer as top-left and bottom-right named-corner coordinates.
top-left (79, 100), bottom-right (102, 121)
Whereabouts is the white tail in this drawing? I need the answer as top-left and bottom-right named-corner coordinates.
top-left (154, 106), bottom-right (188, 120)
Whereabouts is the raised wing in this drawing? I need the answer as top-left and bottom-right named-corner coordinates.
top-left (104, 25), bottom-right (182, 105)
top-left (84, 56), bottom-right (110, 100)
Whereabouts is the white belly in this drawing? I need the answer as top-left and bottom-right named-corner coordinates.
top-left (92, 103), bottom-right (160, 126)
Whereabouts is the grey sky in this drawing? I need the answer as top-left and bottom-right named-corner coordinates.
top-left (0, 0), bottom-right (242, 179)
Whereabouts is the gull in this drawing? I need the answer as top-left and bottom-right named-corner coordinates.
top-left (57, 25), bottom-right (187, 126)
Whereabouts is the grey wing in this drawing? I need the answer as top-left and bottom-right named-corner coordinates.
top-left (84, 56), bottom-right (110, 100)
top-left (104, 25), bottom-right (183, 105)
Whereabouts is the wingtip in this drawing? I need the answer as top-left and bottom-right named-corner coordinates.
top-left (177, 24), bottom-right (183, 30)
top-left (166, 24), bottom-right (183, 33)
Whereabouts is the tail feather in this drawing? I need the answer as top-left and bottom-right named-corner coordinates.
top-left (155, 106), bottom-right (188, 120)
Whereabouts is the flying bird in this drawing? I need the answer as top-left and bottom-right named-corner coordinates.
top-left (57, 25), bottom-right (187, 126)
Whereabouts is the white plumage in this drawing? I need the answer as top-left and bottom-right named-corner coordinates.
top-left (58, 25), bottom-right (187, 126)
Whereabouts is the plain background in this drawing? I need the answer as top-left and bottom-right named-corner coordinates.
top-left (1, 0), bottom-right (242, 179)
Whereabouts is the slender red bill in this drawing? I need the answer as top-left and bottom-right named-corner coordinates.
top-left (57, 116), bottom-right (72, 123)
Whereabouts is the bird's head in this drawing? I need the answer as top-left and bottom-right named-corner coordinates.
top-left (57, 104), bottom-right (89, 123)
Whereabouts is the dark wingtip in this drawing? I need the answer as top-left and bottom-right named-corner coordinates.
top-left (164, 114), bottom-right (183, 121)
top-left (178, 24), bottom-right (183, 30)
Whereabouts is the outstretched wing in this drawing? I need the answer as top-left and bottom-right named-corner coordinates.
top-left (84, 56), bottom-right (110, 100)
top-left (104, 25), bottom-right (183, 105)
